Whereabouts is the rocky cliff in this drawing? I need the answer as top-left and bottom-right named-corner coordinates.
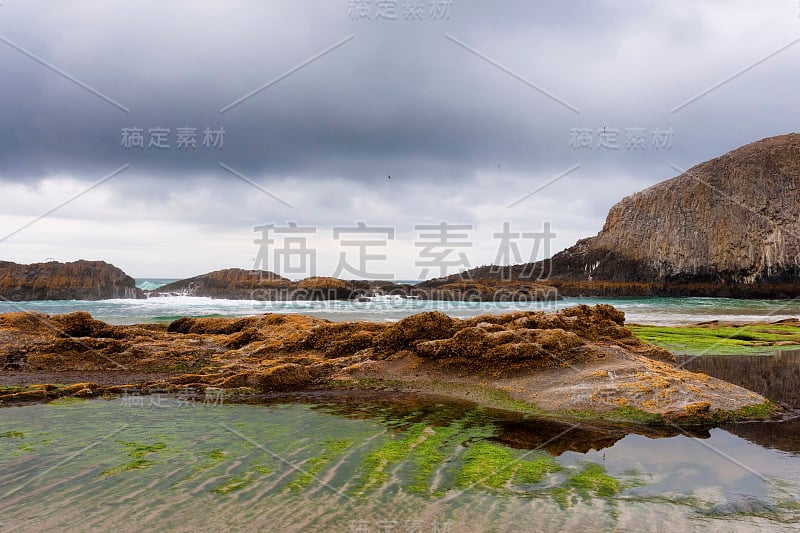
top-left (465, 133), bottom-right (800, 293)
top-left (0, 260), bottom-right (143, 301)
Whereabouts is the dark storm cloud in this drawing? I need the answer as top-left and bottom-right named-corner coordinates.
top-left (0, 0), bottom-right (798, 260)
top-left (0, 0), bottom-right (757, 186)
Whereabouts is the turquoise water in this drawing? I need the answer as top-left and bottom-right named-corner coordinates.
top-left (1, 295), bottom-right (798, 326)
top-left (1, 398), bottom-right (799, 532)
top-left (135, 278), bottom-right (179, 291)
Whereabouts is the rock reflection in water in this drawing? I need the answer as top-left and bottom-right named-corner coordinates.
top-left (724, 417), bottom-right (800, 455)
top-left (677, 350), bottom-right (800, 408)
top-left (287, 390), bottom-right (694, 455)
top-left (678, 350), bottom-right (800, 456)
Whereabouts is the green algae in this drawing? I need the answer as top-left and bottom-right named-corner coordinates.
top-left (563, 406), bottom-right (665, 426)
top-left (330, 406), bottom-right (497, 496)
top-left (455, 441), bottom-right (518, 489)
top-left (100, 441), bottom-right (168, 476)
top-left (212, 475), bottom-right (249, 494)
top-left (566, 463), bottom-right (622, 497)
top-left (631, 324), bottom-right (800, 355)
top-left (454, 441), bottom-right (562, 490)
top-left (102, 458), bottom-right (155, 475)
top-left (288, 439), bottom-right (351, 491)
top-left (123, 441), bottom-right (167, 455)
top-left (212, 461), bottom-right (274, 494)
top-left (252, 462), bottom-right (273, 474)
top-left (206, 449), bottom-right (226, 461)
top-left (726, 401), bottom-right (779, 421)
top-left (0, 430), bottom-right (25, 438)
top-left (552, 463), bottom-right (622, 507)
top-left (355, 422), bottom-right (429, 493)
top-left (47, 396), bottom-right (88, 406)
top-left (405, 423), bottom-right (465, 495)
top-left (174, 449), bottom-right (230, 487)
top-left (514, 455), bottom-right (564, 485)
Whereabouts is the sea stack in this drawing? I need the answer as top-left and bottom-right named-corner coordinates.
top-left (0, 260), bottom-right (144, 301)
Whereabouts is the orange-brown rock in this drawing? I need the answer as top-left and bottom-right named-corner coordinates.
top-left (246, 364), bottom-right (313, 391)
top-left (0, 305), bottom-right (772, 421)
top-left (0, 260), bottom-right (143, 301)
top-left (154, 268), bottom-right (289, 299)
top-left (150, 269), bottom-right (561, 302)
top-left (375, 311), bottom-right (455, 353)
top-left (0, 305), bottom-right (653, 379)
top-left (411, 279), bottom-right (560, 302)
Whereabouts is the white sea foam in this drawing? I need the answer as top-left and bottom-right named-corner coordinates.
top-left (0, 295), bottom-right (798, 326)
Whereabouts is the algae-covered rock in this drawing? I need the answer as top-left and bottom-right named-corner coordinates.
top-left (0, 304), bottom-right (775, 422)
top-left (248, 364), bottom-right (313, 391)
top-left (375, 311), bottom-right (455, 352)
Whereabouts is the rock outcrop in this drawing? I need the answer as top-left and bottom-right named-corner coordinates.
top-left (462, 134), bottom-right (800, 295)
top-left (0, 305), bottom-right (772, 422)
top-left (150, 269), bottom-right (560, 302)
top-left (0, 260), bottom-right (143, 301)
top-left (152, 269), bottom-right (291, 299)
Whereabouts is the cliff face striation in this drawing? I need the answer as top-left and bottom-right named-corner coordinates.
top-left (465, 134), bottom-right (800, 295)
top-left (0, 260), bottom-right (143, 301)
top-left (584, 133), bottom-right (800, 283)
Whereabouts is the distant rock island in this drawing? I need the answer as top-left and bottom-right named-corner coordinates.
top-left (0, 260), bottom-right (143, 301)
top-left (149, 268), bottom-right (559, 302)
top-left (462, 133), bottom-right (800, 298)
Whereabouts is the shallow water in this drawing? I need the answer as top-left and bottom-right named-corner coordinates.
top-left (677, 351), bottom-right (800, 458)
top-left (678, 350), bottom-right (800, 410)
top-left (2, 295), bottom-right (799, 326)
top-left (1, 397), bottom-right (799, 532)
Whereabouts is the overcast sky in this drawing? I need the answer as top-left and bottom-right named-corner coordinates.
top-left (1, 0), bottom-right (798, 279)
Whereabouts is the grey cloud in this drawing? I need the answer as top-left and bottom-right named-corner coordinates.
top-left (0, 0), bottom-right (798, 275)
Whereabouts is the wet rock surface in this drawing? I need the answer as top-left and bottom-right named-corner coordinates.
top-left (0, 304), bottom-right (772, 423)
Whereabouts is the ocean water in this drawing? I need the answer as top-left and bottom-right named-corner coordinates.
top-left (0, 293), bottom-right (798, 326)
top-left (135, 278), bottom-right (180, 291)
